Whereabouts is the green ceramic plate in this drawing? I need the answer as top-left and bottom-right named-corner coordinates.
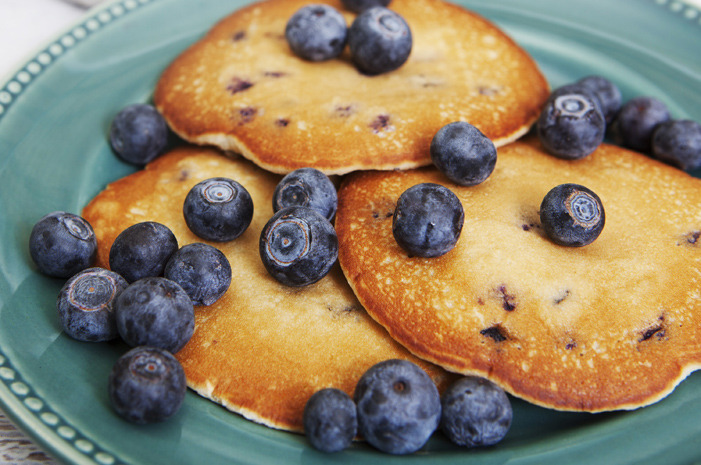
top-left (1, 0), bottom-right (700, 464)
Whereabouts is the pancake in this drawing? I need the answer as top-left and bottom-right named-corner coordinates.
top-left (335, 137), bottom-right (701, 412)
top-left (82, 145), bottom-right (452, 432)
top-left (153, 0), bottom-right (548, 175)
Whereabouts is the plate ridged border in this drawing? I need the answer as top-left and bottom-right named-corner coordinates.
top-left (656, 0), bottom-right (701, 20)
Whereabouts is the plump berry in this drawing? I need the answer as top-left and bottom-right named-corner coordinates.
top-left (285, 4), bottom-right (347, 62)
top-left (576, 75), bottom-right (622, 124)
top-left (341, 0), bottom-right (391, 13)
top-left (183, 177), bottom-right (254, 242)
top-left (109, 104), bottom-right (169, 165)
top-left (259, 206), bottom-right (338, 287)
top-left (108, 346), bottom-right (186, 424)
top-left (272, 167), bottom-right (338, 221)
top-left (303, 388), bottom-right (357, 453)
top-left (109, 222), bottom-right (178, 283)
top-left (540, 183), bottom-right (605, 247)
top-left (650, 119), bottom-right (701, 171)
top-left (114, 277), bottom-right (194, 354)
top-left (354, 359), bottom-right (441, 455)
top-left (440, 376), bottom-right (512, 448)
top-left (29, 211), bottom-right (97, 278)
top-left (430, 121), bottom-right (497, 186)
top-left (348, 7), bottom-right (412, 75)
top-left (56, 267), bottom-right (128, 342)
top-left (611, 96), bottom-right (670, 152)
top-left (164, 243), bottom-right (231, 306)
top-left (392, 183), bottom-right (464, 258)
top-left (537, 85), bottom-right (606, 160)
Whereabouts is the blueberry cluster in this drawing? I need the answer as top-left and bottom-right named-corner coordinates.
top-left (285, 3), bottom-right (412, 75)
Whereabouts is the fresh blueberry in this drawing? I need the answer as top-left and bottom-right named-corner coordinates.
top-left (537, 84), bottom-right (606, 160)
top-left (109, 104), bottom-right (169, 165)
top-left (540, 183), bottom-right (605, 247)
top-left (576, 75), bottom-right (622, 124)
top-left (164, 243), bottom-right (231, 306)
top-left (114, 277), bottom-right (195, 354)
top-left (348, 7), bottom-right (412, 75)
top-left (57, 267), bottom-right (128, 342)
top-left (285, 4), bottom-right (347, 62)
top-left (611, 96), bottom-right (671, 152)
top-left (392, 183), bottom-right (464, 258)
top-left (183, 177), bottom-right (254, 242)
top-left (650, 119), bottom-right (701, 171)
top-left (341, 0), bottom-right (391, 13)
top-left (109, 222), bottom-right (178, 283)
top-left (354, 359), bottom-right (441, 455)
top-left (303, 388), bottom-right (357, 453)
top-left (259, 206), bottom-right (338, 287)
top-left (272, 168), bottom-right (338, 221)
top-left (430, 122), bottom-right (497, 186)
top-left (440, 376), bottom-right (512, 448)
top-left (29, 211), bottom-right (97, 278)
top-left (108, 346), bottom-right (186, 424)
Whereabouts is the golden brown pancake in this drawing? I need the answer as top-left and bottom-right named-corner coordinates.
top-left (335, 138), bottom-right (701, 412)
top-left (154, 0), bottom-right (548, 175)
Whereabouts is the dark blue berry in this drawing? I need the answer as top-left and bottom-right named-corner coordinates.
top-left (303, 388), bottom-right (357, 453)
top-left (611, 96), bottom-right (670, 153)
top-left (341, 0), bottom-right (391, 13)
top-left (109, 222), bottom-right (179, 283)
top-left (392, 183), bottom-right (464, 258)
top-left (285, 4), bottom-right (347, 62)
top-left (108, 346), bottom-right (186, 424)
top-left (576, 75), bottom-right (622, 124)
top-left (348, 7), bottom-right (412, 75)
top-left (183, 177), bottom-right (254, 242)
top-left (651, 119), bottom-right (701, 171)
top-left (29, 211), bottom-right (97, 278)
top-left (430, 122), bottom-right (497, 186)
top-left (540, 183), bottom-right (605, 247)
top-left (272, 167), bottom-right (337, 221)
top-left (259, 206), bottom-right (338, 287)
top-left (440, 376), bottom-right (512, 448)
top-left (537, 85), bottom-right (606, 160)
top-left (354, 359), bottom-right (441, 455)
top-left (57, 268), bottom-right (128, 342)
top-left (164, 243), bottom-right (231, 306)
top-left (109, 104), bottom-right (169, 165)
top-left (114, 277), bottom-right (194, 354)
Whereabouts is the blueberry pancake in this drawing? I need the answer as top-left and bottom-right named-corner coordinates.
top-left (82, 145), bottom-right (451, 432)
top-left (335, 137), bottom-right (701, 412)
top-left (153, 0), bottom-right (548, 175)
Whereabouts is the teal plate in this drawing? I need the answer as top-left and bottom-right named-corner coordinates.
top-left (1, 0), bottom-right (700, 464)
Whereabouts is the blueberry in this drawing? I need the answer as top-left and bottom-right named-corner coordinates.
top-left (109, 222), bottom-right (178, 283)
top-left (392, 183), bottom-right (464, 258)
top-left (354, 359), bottom-right (441, 455)
top-left (29, 211), bottom-right (97, 278)
top-left (114, 277), bottom-right (195, 354)
top-left (440, 376), bottom-right (512, 448)
top-left (109, 104), bottom-right (169, 165)
top-left (164, 243), bottom-right (231, 306)
top-left (183, 177), bottom-right (254, 242)
top-left (285, 4), bottom-right (347, 62)
top-left (341, 0), bottom-right (391, 13)
top-left (650, 119), bottom-right (701, 171)
top-left (576, 75), bottom-right (622, 124)
top-left (611, 96), bottom-right (670, 152)
top-left (303, 388), bottom-right (357, 453)
top-left (108, 346), bottom-right (186, 424)
top-left (259, 206), bottom-right (338, 287)
top-left (537, 85), bottom-right (606, 160)
top-left (540, 183), bottom-right (605, 247)
top-left (348, 7), bottom-right (412, 75)
top-left (430, 122), bottom-right (497, 186)
top-left (272, 168), bottom-right (338, 221)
